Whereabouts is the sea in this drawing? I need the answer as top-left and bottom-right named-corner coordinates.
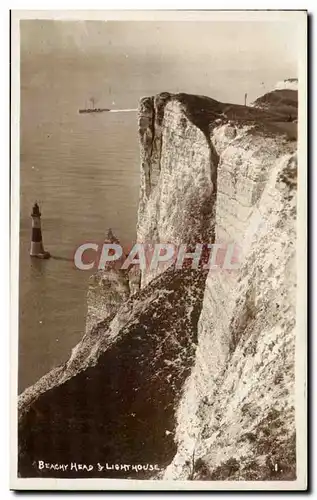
top-left (19, 56), bottom-right (141, 392)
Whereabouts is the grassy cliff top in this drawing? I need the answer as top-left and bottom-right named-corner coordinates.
top-left (147, 91), bottom-right (298, 142)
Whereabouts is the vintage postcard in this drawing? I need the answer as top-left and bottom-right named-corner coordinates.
top-left (10, 10), bottom-right (307, 491)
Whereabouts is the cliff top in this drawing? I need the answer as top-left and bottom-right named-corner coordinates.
top-left (141, 91), bottom-right (298, 142)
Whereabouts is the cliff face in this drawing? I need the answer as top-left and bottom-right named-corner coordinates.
top-left (85, 229), bottom-right (131, 333)
top-left (138, 93), bottom-right (297, 480)
top-left (18, 91), bottom-right (297, 482)
top-left (137, 94), bottom-right (218, 286)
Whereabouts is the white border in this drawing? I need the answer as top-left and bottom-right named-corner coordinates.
top-left (9, 8), bottom-right (308, 492)
top-left (10, 9), bottom-right (306, 21)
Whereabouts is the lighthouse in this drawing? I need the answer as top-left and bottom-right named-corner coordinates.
top-left (30, 202), bottom-right (50, 259)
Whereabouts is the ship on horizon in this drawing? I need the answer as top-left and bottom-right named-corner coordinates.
top-left (78, 96), bottom-right (110, 114)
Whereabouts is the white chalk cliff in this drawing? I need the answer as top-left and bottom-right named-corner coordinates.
top-left (18, 90), bottom-right (298, 481)
top-left (137, 92), bottom-right (297, 480)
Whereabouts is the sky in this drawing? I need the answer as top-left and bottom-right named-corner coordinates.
top-left (20, 19), bottom-right (300, 105)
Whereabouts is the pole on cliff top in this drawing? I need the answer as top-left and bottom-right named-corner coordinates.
top-left (244, 93), bottom-right (248, 106)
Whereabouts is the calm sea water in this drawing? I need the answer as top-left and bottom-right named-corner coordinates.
top-left (19, 58), bottom-right (140, 392)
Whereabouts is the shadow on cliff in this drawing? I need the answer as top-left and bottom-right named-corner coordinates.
top-left (18, 268), bottom-right (207, 479)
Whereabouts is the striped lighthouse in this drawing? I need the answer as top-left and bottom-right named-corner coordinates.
top-left (30, 202), bottom-right (50, 259)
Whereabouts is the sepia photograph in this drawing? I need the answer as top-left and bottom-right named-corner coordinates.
top-left (10, 10), bottom-right (307, 490)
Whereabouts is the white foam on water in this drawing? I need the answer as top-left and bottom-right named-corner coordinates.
top-left (109, 109), bottom-right (138, 113)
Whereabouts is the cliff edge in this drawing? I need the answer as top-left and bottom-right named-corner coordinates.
top-left (18, 91), bottom-right (297, 481)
